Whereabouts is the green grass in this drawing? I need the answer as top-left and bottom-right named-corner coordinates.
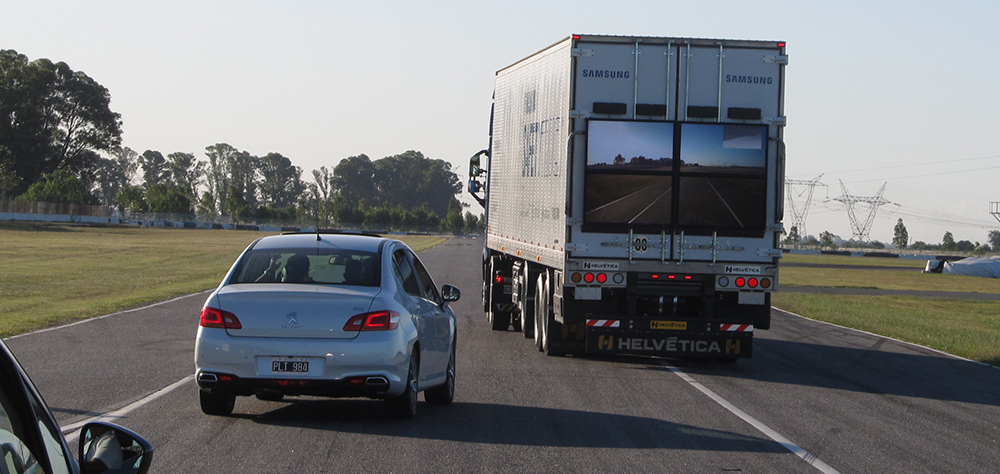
top-left (0, 222), bottom-right (444, 337)
top-left (775, 253), bottom-right (1000, 365)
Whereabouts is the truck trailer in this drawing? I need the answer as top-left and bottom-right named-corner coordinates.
top-left (468, 34), bottom-right (787, 359)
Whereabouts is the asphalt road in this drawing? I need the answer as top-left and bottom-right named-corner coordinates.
top-left (6, 236), bottom-right (1000, 473)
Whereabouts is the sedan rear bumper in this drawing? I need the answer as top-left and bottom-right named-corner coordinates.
top-left (196, 370), bottom-right (394, 398)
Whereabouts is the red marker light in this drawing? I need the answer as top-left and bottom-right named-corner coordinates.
top-left (735, 277), bottom-right (746, 287)
top-left (778, 42), bottom-right (786, 47)
top-left (596, 273), bottom-right (607, 283)
top-left (651, 274), bottom-right (659, 279)
top-left (748, 278), bottom-right (759, 288)
top-left (685, 275), bottom-right (693, 280)
top-left (572, 35), bottom-right (581, 40)
top-left (584, 273), bottom-right (595, 283)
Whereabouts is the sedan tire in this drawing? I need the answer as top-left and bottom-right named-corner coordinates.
top-left (425, 343), bottom-right (455, 405)
top-left (385, 354), bottom-right (418, 419)
top-left (199, 389), bottom-right (236, 416)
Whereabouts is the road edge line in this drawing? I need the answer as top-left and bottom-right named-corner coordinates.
top-left (7, 291), bottom-right (211, 340)
top-left (770, 306), bottom-right (997, 370)
top-left (61, 374), bottom-right (195, 442)
top-left (661, 361), bottom-right (840, 474)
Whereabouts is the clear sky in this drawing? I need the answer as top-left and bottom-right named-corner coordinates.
top-left (3, 0), bottom-right (999, 245)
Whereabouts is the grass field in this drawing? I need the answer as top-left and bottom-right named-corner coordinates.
top-left (0, 222), bottom-right (444, 337)
top-left (775, 253), bottom-right (1000, 366)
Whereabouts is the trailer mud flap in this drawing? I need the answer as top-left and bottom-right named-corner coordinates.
top-left (586, 330), bottom-right (753, 358)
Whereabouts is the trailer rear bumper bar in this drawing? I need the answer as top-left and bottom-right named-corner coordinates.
top-left (585, 329), bottom-right (753, 358)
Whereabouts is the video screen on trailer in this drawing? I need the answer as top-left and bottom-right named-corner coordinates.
top-left (583, 120), bottom-right (770, 234)
top-left (583, 120), bottom-right (674, 227)
top-left (677, 123), bottom-right (768, 230)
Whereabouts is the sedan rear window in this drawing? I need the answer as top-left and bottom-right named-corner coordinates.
top-left (229, 249), bottom-right (380, 286)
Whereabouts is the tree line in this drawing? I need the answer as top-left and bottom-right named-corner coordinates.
top-left (783, 218), bottom-right (1000, 254)
top-left (0, 49), bottom-right (483, 234)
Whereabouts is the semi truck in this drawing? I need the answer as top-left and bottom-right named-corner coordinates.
top-left (468, 34), bottom-right (788, 360)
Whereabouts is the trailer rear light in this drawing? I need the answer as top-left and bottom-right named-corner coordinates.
top-left (613, 273), bottom-right (624, 284)
top-left (571, 272), bottom-right (582, 283)
top-left (596, 273), bottom-right (607, 283)
top-left (748, 278), bottom-right (759, 288)
top-left (584, 273), bottom-right (595, 283)
top-left (735, 277), bottom-right (746, 287)
top-left (760, 278), bottom-right (771, 289)
top-left (200, 307), bottom-right (242, 329)
top-left (344, 310), bottom-right (400, 331)
top-left (719, 276), bottom-right (730, 287)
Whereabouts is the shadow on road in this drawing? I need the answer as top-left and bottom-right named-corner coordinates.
top-left (242, 400), bottom-right (786, 453)
top-left (659, 337), bottom-right (1000, 407)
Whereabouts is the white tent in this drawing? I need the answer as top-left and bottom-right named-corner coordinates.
top-left (939, 256), bottom-right (1000, 278)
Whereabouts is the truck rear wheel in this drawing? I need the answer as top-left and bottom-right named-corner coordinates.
top-left (534, 274), bottom-right (563, 356)
top-left (489, 311), bottom-right (511, 331)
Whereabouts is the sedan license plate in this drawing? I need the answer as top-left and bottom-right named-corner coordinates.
top-left (272, 359), bottom-right (309, 373)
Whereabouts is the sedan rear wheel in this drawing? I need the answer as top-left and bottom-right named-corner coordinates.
top-left (425, 342), bottom-right (455, 405)
top-left (199, 389), bottom-right (235, 416)
top-left (385, 354), bottom-right (418, 419)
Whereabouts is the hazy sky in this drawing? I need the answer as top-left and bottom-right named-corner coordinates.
top-left (4, 0), bottom-right (999, 244)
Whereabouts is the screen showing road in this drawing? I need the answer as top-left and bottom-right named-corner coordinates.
top-left (584, 120), bottom-right (674, 227)
top-left (583, 120), bottom-right (769, 235)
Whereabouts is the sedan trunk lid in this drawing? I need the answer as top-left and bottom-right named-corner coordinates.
top-left (216, 284), bottom-right (379, 339)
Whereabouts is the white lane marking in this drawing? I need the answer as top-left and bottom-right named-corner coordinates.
top-left (7, 291), bottom-right (210, 340)
top-left (61, 375), bottom-right (195, 442)
top-left (661, 361), bottom-right (840, 474)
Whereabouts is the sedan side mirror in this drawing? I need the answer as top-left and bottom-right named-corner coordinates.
top-left (79, 422), bottom-right (153, 474)
top-left (441, 284), bottom-right (461, 303)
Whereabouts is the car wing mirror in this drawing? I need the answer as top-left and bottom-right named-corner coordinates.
top-left (79, 421), bottom-right (153, 474)
top-left (440, 284), bottom-right (461, 304)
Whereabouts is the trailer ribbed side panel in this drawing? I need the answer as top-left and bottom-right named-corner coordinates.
top-left (486, 39), bottom-right (572, 271)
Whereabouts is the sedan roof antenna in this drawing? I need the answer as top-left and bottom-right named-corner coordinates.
top-left (316, 229), bottom-right (321, 242)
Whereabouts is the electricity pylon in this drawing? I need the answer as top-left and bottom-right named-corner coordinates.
top-left (784, 174), bottom-right (825, 237)
top-left (835, 180), bottom-right (889, 242)
top-left (991, 202), bottom-right (1000, 223)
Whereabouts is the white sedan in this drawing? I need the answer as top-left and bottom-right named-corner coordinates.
top-left (194, 233), bottom-right (459, 418)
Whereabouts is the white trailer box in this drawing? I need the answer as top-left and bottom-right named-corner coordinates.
top-left (470, 35), bottom-right (787, 359)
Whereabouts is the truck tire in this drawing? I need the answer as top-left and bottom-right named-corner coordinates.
top-left (534, 273), bottom-right (564, 356)
top-left (519, 268), bottom-right (534, 339)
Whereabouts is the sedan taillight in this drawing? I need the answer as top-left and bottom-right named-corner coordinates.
top-left (343, 310), bottom-right (400, 331)
top-left (200, 307), bottom-right (242, 329)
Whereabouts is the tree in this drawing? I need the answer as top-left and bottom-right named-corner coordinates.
top-left (331, 155), bottom-right (376, 208)
top-left (146, 183), bottom-right (192, 214)
top-left (0, 50), bottom-right (122, 194)
top-left (225, 185), bottom-right (250, 222)
top-left (258, 152), bottom-right (303, 209)
top-left (138, 150), bottom-right (169, 188)
top-left (166, 152), bottom-right (202, 198)
top-left (0, 150), bottom-right (21, 198)
top-left (783, 226), bottom-right (801, 247)
top-left (445, 197), bottom-right (465, 234)
top-left (117, 184), bottom-right (147, 213)
top-left (203, 143), bottom-right (258, 216)
top-left (819, 231), bottom-right (836, 250)
top-left (17, 169), bottom-right (91, 204)
top-left (372, 151), bottom-right (461, 218)
top-left (892, 218), bottom-right (909, 250)
top-left (988, 230), bottom-right (1000, 251)
top-left (941, 231), bottom-right (956, 251)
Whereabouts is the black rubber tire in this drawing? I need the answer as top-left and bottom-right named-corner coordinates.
top-left (385, 354), bottom-right (418, 419)
top-left (255, 391), bottom-right (284, 402)
top-left (199, 389), bottom-right (235, 416)
top-left (489, 310), bottom-right (511, 331)
top-left (519, 270), bottom-right (534, 339)
top-left (424, 342), bottom-right (455, 405)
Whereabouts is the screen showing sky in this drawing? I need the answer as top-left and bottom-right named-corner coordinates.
top-left (680, 124), bottom-right (766, 169)
top-left (587, 120), bottom-right (673, 166)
